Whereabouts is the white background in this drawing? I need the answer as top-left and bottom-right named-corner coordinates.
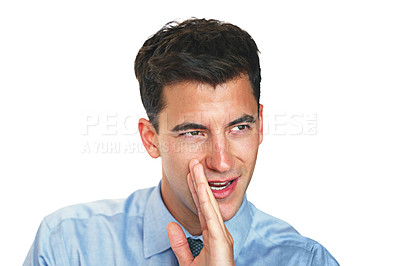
top-left (1, 0), bottom-right (399, 265)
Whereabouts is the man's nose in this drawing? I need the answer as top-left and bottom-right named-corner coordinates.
top-left (205, 135), bottom-right (233, 173)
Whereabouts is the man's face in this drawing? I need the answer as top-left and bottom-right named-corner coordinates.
top-left (156, 75), bottom-right (263, 224)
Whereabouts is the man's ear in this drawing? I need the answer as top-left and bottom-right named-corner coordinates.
top-left (138, 118), bottom-right (160, 158)
top-left (258, 104), bottom-right (264, 145)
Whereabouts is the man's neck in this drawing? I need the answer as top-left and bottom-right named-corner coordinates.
top-left (160, 178), bottom-right (202, 236)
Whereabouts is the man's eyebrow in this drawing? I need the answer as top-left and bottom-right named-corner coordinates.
top-left (170, 114), bottom-right (256, 132)
top-left (171, 123), bottom-right (208, 132)
top-left (227, 114), bottom-right (256, 127)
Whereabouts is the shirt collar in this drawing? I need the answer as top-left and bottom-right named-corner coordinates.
top-left (143, 182), bottom-right (176, 258)
top-left (143, 182), bottom-right (252, 259)
top-left (225, 195), bottom-right (252, 259)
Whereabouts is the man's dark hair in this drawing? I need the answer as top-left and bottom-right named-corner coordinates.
top-left (134, 18), bottom-right (261, 132)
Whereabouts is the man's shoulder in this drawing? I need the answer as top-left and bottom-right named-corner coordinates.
top-left (247, 201), bottom-right (318, 252)
top-left (243, 202), bottom-right (339, 265)
top-left (24, 187), bottom-right (160, 265)
top-left (43, 186), bottom-right (155, 230)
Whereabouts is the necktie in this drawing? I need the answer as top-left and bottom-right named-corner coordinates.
top-left (187, 238), bottom-right (203, 258)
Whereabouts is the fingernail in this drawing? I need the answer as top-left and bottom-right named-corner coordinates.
top-left (190, 159), bottom-right (199, 169)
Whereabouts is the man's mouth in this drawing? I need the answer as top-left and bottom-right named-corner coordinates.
top-left (208, 180), bottom-right (234, 191)
top-left (207, 178), bottom-right (239, 199)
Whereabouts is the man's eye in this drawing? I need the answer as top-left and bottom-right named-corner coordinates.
top-left (232, 125), bottom-right (249, 131)
top-left (180, 131), bottom-right (202, 137)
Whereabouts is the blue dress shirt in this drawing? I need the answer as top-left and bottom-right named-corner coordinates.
top-left (24, 183), bottom-right (339, 265)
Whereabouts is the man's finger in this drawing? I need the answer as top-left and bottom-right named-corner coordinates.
top-left (192, 162), bottom-right (225, 226)
top-left (166, 222), bottom-right (193, 265)
top-left (197, 182), bottom-right (226, 240)
top-left (189, 159), bottom-right (200, 193)
top-left (189, 160), bottom-right (215, 230)
top-left (187, 172), bottom-right (200, 212)
top-left (188, 159), bottom-right (208, 231)
top-left (191, 162), bottom-right (233, 243)
top-left (187, 173), bottom-right (207, 231)
top-left (189, 160), bottom-right (209, 228)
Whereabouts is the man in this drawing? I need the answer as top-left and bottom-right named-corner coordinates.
top-left (24, 18), bottom-right (339, 265)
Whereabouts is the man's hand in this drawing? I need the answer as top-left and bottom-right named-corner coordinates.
top-left (166, 159), bottom-right (235, 266)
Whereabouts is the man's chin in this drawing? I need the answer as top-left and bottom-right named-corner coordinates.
top-left (218, 201), bottom-right (240, 222)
